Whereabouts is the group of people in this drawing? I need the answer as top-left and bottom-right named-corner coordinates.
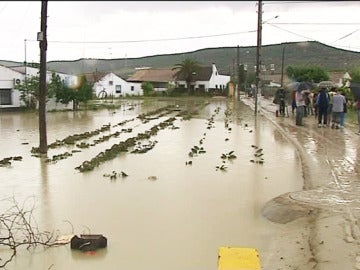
top-left (275, 86), bottom-right (360, 134)
top-left (295, 87), bottom-right (347, 128)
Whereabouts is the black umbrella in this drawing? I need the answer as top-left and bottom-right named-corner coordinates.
top-left (285, 82), bottom-right (300, 91)
top-left (350, 82), bottom-right (360, 100)
top-left (297, 82), bottom-right (313, 92)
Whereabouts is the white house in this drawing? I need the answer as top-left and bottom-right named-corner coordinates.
top-left (126, 63), bottom-right (230, 94)
top-left (127, 68), bottom-right (177, 93)
top-left (94, 72), bottom-right (142, 98)
top-left (175, 63), bottom-right (230, 93)
top-left (0, 64), bottom-right (78, 110)
top-left (11, 66), bottom-right (79, 88)
top-left (0, 65), bottom-right (23, 107)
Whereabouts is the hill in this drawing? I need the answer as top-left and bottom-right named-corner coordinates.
top-left (1, 41), bottom-right (360, 78)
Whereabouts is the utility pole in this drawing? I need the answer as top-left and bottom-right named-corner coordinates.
top-left (237, 45), bottom-right (240, 99)
top-left (24, 39), bottom-right (28, 107)
top-left (255, 0), bottom-right (262, 115)
top-left (38, 0), bottom-right (48, 154)
top-left (280, 45), bottom-right (285, 87)
top-left (24, 39), bottom-right (27, 77)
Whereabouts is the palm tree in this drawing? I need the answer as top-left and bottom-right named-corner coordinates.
top-left (172, 58), bottom-right (200, 94)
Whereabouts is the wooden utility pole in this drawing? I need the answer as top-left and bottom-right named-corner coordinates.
top-left (280, 45), bottom-right (285, 87)
top-left (237, 45), bottom-right (240, 99)
top-left (38, 0), bottom-right (48, 154)
top-left (255, 0), bottom-right (262, 115)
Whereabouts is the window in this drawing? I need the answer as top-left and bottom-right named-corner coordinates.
top-left (115, 85), bottom-right (121, 93)
top-left (109, 81), bottom-right (113, 86)
top-left (0, 89), bottom-right (12, 105)
top-left (64, 76), bottom-right (70, 87)
top-left (131, 86), bottom-right (134, 91)
top-left (215, 85), bottom-right (218, 89)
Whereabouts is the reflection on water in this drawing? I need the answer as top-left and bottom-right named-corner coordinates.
top-left (0, 98), bottom-right (303, 270)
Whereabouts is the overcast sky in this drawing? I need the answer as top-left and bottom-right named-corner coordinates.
top-left (0, 1), bottom-right (359, 63)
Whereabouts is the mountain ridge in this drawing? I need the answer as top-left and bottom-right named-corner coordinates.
top-left (1, 41), bottom-right (359, 78)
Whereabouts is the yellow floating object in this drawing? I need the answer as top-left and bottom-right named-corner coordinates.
top-left (218, 247), bottom-right (261, 270)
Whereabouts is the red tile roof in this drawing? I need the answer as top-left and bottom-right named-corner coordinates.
top-left (127, 68), bottom-right (177, 82)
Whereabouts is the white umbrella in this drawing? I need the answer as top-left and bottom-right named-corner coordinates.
top-left (318, 81), bottom-right (335, 89)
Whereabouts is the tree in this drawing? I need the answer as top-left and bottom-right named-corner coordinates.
top-left (285, 66), bottom-right (329, 83)
top-left (55, 74), bottom-right (94, 110)
top-left (15, 72), bottom-right (58, 109)
top-left (53, 74), bottom-right (74, 105)
top-left (141, 81), bottom-right (154, 96)
top-left (72, 75), bottom-right (93, 110)
top-left (15, 75), bottom-right (40, 109)
top-left (350, 68), bottom-right (360, 83)
top-left (47, 72), bottom-right (62, 99)
top-left (172, 58), bottom-right (200, 94)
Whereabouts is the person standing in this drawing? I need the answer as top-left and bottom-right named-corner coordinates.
top-left (308, 91), bottom-right (314, 116)
top-left (316, 87), bottom-right (329, 127)
top-left (340, 90), bottom-right (348, 128)
top-left (277, 88), bottom-right (286, 116)
top-left (291, 90), bottom-right (297, 115)
top-left (327, 90), bottom-right (334, 124)
top-left (355, 98), bottom-right (360, 135)
top-left (331, 89), bottom-right (346, 129)
top-left (313, 92), bottom-right (318, 117)
top-left (295, 89), bottom-right (310, 126)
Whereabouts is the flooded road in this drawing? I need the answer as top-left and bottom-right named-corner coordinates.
top-left (0, 97), bottom-right (304, 270)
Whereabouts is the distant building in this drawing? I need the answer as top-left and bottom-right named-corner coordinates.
top-left (175, 63), bottom-right (230, 93)
top-left (127, 63), bottom-right (230, 94)
top-left (127, 68), bottom-right (177, 93)
top-left (0, 64), bottom-right (78, 110)
top-left (93, 72), bottom-right (142, 97)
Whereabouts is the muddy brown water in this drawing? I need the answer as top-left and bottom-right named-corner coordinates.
top-left (0, 98), bottom-right (303, 270)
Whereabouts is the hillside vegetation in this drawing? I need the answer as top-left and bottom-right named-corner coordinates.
top-left (1, 41), bottom-right (359, 78)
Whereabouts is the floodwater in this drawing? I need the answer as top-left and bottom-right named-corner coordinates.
top-left (0, 97), bottom-right (304, 270)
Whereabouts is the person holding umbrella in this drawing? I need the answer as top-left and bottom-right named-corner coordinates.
top-left (295, 82), bottom-right (311, 126)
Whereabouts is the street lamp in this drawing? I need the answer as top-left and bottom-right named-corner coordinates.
top-left (263, 15), bottom-right (279, 24)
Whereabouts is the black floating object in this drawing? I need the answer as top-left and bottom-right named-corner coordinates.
top-left (71, 234), bottom-right (107, 251)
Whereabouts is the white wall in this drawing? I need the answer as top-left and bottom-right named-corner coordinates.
top-left (57, 72), bottom-right (79, 88)
top-left (0, 65), bottom-right (80, 109)
top-left (177, 64), bottom-right (230, 92)
top-left (94, 73), bottom-right (142, 97)
top-left (0, 65), bottom-right (24, 107)
top-left (208, 64), bottom-right (230, 90)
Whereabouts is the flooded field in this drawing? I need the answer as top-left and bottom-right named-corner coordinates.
top-left (0, 97), bottom-right (303, 270)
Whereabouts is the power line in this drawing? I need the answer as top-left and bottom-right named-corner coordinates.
top-left (271, 22), bottom-right (360, 25)
top-left (24, 21), bottom-right (359, 46)
top-left (26, 29), bottom-right (257, 44)
top-left (266, 22), bottom-right (360, 51)
top-left (266, 23), bottom-right (316, 41)
top-left (264, 1), bottom-right (346, 4)
top-left (331, 28), bottom-right (360, 43)
top-left (23, 21), bottom-right (360, 58)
